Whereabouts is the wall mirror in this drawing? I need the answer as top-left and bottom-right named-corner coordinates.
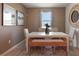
top-left (71, 10), bottom-right (79, 23)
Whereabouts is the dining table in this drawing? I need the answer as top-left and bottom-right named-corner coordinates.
top-left (25, 32), bottom-right (70, 55)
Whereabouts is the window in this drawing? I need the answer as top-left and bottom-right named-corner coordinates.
top-left (41, 11), bottom-right (52, 28)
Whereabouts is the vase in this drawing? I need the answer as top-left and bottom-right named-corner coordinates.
top-left (45, 28), bottom-right (49, 34)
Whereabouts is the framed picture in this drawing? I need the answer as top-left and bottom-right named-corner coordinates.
top-left (3, 4), bottom-right (16, 26)
top-left (17, 11), bottom-right (24, 26)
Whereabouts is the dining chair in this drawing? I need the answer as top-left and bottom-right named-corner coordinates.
top-left (24, 28), bottom-right (45, 55)
top-left (69, 27), bottom-right (75, 48)
top-left (24, 28), bottom-right (29, 53)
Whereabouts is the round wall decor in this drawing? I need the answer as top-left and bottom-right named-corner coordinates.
top-left (71, 10), bottom-right (79, 23)
top-left (69, 4), bottom-right (79, 28)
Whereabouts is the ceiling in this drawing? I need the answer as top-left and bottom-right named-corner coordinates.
top-left (22, 3), bottom-right (69, 8)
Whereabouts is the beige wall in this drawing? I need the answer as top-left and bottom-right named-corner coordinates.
top-left (0, 3), bottom-right (27, 54)
top-left (26, 8), bottom-right (65, 32)
top-left (53, 8), bottom-right (65, 32)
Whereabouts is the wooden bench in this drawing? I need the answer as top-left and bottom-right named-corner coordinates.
top-left (28, 38), bottom-right (68, 55)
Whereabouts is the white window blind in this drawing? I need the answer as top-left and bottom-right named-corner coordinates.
top-left (41, 11), bottom-right (52, 28)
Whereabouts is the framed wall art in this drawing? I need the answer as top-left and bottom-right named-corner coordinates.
top-left (16, 11), bottom-right (24, 26)
top-left (3, 4), bottom-right (16, 26)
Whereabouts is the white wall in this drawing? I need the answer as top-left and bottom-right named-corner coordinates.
top-left (65, 3), bottom-right (77, 33)
top-left (65, 3), bottom-right (79, 48)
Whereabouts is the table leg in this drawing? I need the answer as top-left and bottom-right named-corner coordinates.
top-left (53, 46), bottom-right (56, 55)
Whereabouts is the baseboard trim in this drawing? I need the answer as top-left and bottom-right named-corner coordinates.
top-left (1, 40), bottom-right (24, 56)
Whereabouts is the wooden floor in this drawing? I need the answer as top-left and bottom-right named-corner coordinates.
top-left (1, 41), bottom-right (79, 56)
